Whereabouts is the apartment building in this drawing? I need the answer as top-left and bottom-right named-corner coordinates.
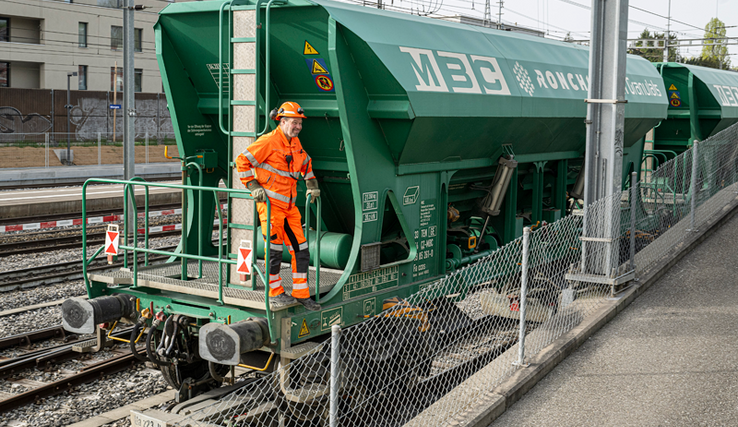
top-left (0, 0), bottom-right (170, 92)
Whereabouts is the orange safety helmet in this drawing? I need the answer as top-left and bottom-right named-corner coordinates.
top-left (270, 101), bottom-right (307, 121)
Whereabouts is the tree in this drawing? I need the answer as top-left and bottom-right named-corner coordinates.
top-left (684, 55), bottom-right (722, 69)
top-left (628, 28), bottom-right (679, 63)
top-left (700, 18), bottom-right (730, 70)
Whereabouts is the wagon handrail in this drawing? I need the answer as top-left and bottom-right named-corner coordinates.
top-left (81, 178), bottom-right (277, 344)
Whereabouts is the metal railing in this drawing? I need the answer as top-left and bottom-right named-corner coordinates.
top-left (81, 178), bottom-right (279, 339)
top-left (172, 122), bottom-right (738, 427)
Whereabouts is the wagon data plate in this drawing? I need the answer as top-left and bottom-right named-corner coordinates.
top-left (130, 410), bottom-right (172, 427)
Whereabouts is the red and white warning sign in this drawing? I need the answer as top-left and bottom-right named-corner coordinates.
top-left (105, 224), bottom-right (120, 264)
top-left (237, 240), bottom-right (253, 282)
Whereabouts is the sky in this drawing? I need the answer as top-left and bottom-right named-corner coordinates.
top-left (372, 0), bottom-right (738, 63)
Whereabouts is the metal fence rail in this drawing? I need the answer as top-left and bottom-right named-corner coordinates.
top-left (173, 122), bottom-right (738, 427)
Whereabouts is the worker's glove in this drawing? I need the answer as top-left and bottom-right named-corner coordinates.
top-left (306, 179), bottom-right (320, 204)
top-left (246, 180), bottom-right (266, 202)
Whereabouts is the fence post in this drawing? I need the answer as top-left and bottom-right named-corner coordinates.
top-left (517, 227), bottom-right (531, 367)
top-left (630, 171), bottom-right (637, 270)
top-left (98, 132), bottom-right (102, 166)
top-left (145, 132), bottom-right (149, 164)
top-left (689, 141), bottom-right (698, 232)
top-left (330, 324), bottom-right (341, 427)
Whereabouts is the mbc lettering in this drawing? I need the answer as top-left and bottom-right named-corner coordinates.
top-left (399, 46), bottom-right (511, 95)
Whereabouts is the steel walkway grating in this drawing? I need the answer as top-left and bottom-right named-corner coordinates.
top-left (89, 260), bottom-right (342, 310)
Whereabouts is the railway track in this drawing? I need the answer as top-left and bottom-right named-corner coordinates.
top-left (0, 203), bottom-right (182, 228)
top-left (0, 234), bottom-right (224, 291)
top-left (0, 328), bottom-right (140, 414)
top-left (0, 326), bottom-right (78, 351)
top-left (0, 229), bottom-right (183, 256)
top-left (0, 247), bottom-right (177, 292)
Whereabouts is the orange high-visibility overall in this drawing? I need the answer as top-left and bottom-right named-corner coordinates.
top-left (236, 126), bottom-right (316, 299)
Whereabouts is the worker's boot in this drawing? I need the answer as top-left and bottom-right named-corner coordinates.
top-left (270, 292), bottom-right (297, 309)
top-left (296, 297), bottom-right (321, 312)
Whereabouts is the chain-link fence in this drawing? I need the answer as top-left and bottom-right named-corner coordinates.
top-left (171, 122), bottom-right (738, 427)
top-left (0, 131), bottom-right (178, 167)
top-left (0, 131), bottom-right (177, 146)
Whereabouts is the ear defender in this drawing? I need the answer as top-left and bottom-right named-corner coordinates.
top-left (270, 108), bottom-right (279, 121)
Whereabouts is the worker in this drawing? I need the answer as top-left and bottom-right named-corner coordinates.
top-left (235, 102), bottom-right (321, 312)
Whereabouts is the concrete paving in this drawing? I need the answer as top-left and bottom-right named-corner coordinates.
top-left (489, 211), bottom-right (738, 426)
top-left (0, 182), bottom-right (182, 220)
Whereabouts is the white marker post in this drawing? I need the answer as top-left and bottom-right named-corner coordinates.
top-left (104, 224), bottom-right (120, 264)
top-left (237, 240), bottom-right (253, 283)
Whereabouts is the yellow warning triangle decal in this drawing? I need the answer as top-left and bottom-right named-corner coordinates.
top-left (669, 84), bottom-right (678, 91)
top-left (670, 92), bottom-right (680, 99)
top-left (304, 41), bottom-right (319, 55)
top-left (298, 319), bottom-right (310, 338)
top-left (311, 59), bottom-right (328, 74)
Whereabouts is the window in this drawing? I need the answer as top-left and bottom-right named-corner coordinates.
top-left (134, 28), bottom-right (142, 52)
top-left (110, 25), bottom-right (122, 50)
top-left (111, 68), bottom-right (143, 92)
top-left (78, 65), bottom-right (87, 90)
top-left (111, 67), bottom-right (122, 91)
top-left (135, 68), bottom-right (142, 92)
top-left (0, 62), bottom-right (8, 87)
top-left (0, 18), bottom-right (8, 42)
top-left (78, 22), bottom-right (87, 47)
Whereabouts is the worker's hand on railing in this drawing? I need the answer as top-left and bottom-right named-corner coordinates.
top-left (306, 179), bottom-right (320, 204)
top-left (246, 180), bottom-right (267, 202)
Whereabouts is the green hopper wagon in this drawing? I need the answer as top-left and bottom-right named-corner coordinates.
top-left (60, 0), bottom-right (667, 401)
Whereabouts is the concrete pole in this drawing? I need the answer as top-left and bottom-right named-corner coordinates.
top-left (45, 132), bottom-right (49, 168)
top-left (66, 72), bottom-right (76, 165)
top-left (123, 0), bottom-right (136, 246)
top-left (663, 0), bottom-right (671, 62)
top-left (629, 171), bottom-right (637, 270)
top-left (581, 0), bottom-right (629, 277)
top-left (145, 131), bottom-right (149, 164)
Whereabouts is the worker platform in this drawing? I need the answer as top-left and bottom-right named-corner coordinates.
top-left (90, 260), bottom-right (342, 311)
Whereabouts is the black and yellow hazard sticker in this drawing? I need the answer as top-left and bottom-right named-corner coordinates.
top-left (669, 91), bottom-right (681, 100)
top-left (298, 318), bottom-right (310, 338)
top-left (668, 84), bottom-right (678, 91)
top-left (671, 98), bottom-right (682, 107)
top-left (311, 59), bottom-right (329, 74)
top-left (304, 58), bottom-right (330, 75)
top-left (315, 74), bottom-right (334, 92)
top-left (303, 41), bottom-right (319, 55)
